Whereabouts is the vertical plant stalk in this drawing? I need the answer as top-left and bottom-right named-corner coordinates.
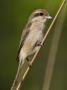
top-left (42, 1), bottom-right (67, 90)
top-left (10, 0), bottom-right (66, 90)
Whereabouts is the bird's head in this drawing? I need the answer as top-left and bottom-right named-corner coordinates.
top-left (29, 9), bottom-right (52, 23)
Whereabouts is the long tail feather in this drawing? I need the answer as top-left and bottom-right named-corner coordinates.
top-left (11, 62), bottom-right (24, 90)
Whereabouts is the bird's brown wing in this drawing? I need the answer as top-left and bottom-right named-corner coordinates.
top-left (16, 21), bottom-right (32, 61)
top-left (19, 21), bottom-right (32, 47)
top-left (16, 27), bottom-right (30, 61)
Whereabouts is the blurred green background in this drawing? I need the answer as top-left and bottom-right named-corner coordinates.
top-left (0, 0), bottom-right (67, 90)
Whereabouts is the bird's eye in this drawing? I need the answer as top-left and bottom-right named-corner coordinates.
top-left (39, 13), bottom-right (44, 16)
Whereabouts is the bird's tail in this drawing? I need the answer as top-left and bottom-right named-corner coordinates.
top-left (11, 62), bottom-right (24, 90)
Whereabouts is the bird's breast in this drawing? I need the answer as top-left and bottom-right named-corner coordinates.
top-left (25, 29), bottom-right (43, 45)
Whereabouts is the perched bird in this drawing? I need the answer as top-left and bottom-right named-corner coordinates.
top-left (17, 9), bottom-right (52, 65)
top-left (11, 9), bottom-right (52, 90)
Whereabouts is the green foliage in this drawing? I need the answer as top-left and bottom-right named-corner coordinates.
top-left (0, 0), bottom-right (67, 90)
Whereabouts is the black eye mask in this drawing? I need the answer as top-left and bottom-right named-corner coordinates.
top-left (34, 12), bottom-right (44, 17)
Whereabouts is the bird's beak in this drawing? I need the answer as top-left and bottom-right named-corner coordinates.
top-left (45, 15), bottom-right (52, 19)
